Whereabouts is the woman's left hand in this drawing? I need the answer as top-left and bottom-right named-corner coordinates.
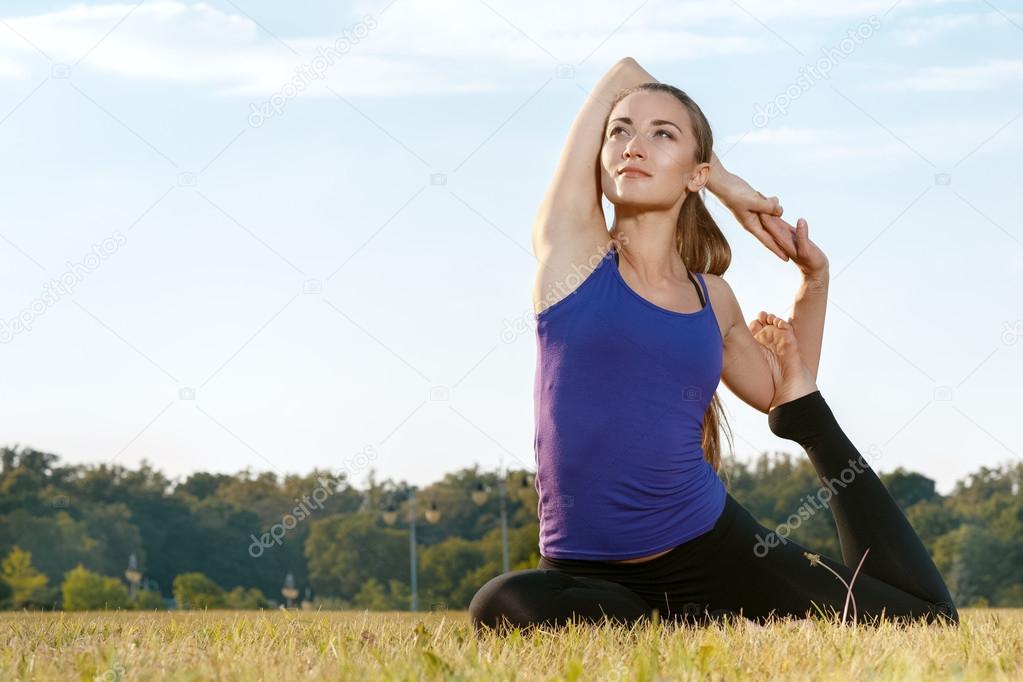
top-left (758, 213), bottom-right (829, 281)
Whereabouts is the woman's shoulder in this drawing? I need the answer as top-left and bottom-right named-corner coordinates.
top-left (692, 271), bottom-right (728, 298)
top-left (692, 272), bottom-right (739, 337)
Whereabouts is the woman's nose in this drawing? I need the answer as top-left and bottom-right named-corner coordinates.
top-left (624, 138), bottom-right (645, 158)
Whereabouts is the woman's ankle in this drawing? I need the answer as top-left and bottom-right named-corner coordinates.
top-left (767, 390), bottom-right (829, 442)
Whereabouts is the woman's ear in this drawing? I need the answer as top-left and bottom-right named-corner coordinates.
top-left (687, 161), bottom-right (712, 192)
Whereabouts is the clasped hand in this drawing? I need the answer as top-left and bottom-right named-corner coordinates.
top-left (710, 169), bottom-right (829, 280)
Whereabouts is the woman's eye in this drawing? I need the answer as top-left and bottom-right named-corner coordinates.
top-left (608, 126), bottom-right (672, 139)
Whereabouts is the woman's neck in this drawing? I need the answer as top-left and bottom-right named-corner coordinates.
top-left (610, 210), bottom-right (683, 280)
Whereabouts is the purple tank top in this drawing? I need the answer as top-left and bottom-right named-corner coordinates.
top-left (532, 243), bottom-right (727, 560)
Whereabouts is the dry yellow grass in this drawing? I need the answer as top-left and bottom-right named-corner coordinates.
top-left (1, 608), bottom-right (1021, 681)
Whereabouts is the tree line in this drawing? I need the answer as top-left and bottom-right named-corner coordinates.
top-left (1, 445), bottom-right (1020, 610)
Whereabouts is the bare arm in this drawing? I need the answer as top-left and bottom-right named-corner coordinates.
top-left (531, 56), bottom-right (655, 254)
top-left (714, 276), bottom-right (775, 414)
top-left (758, 214), bottom-right (830, 380)
top-left (788, 270), bottom-right (829, 380)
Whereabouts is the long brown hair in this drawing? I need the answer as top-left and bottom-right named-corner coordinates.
top-left (605, 82), bottom-right (735, 484)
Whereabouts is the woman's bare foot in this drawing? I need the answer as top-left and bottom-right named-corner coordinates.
top-left (748, 312), bottom-right (819, 411)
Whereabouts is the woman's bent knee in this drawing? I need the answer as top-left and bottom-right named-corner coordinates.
top-left (469, 570), bottom-right (552, 634)
top-left (468, 569), bottom-right (651, 635)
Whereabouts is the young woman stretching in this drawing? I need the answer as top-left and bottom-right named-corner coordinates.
top-left (468, 57), bottom-right (958, 631)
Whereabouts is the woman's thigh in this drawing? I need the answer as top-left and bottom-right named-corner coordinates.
top-left (695, 497), bottom-right (946, 625)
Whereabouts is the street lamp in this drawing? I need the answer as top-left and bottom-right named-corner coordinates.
top-left (471, 482), bottom-right (488, 506)
top-left (124, 553), bottom-right (142, 599)
top-left (471, 469), bottom-right (534, 574)
top-left (382, 501), bottom-right (399, 526)
top-left (281, 572), bottom-right (299, 609)
top-left (382, 484), bottom-right (441, 612)
top-left (424, 498), bottom-right (442, 524)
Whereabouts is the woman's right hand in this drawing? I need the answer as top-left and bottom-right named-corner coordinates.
top-left (710, 169), bottom-right (792, 262)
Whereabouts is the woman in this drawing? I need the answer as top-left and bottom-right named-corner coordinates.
top-left (469, 57), bottom-right (958, 631)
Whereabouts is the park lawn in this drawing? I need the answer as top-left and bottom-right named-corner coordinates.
top-left (0, 608), bottom-right (1020, 681)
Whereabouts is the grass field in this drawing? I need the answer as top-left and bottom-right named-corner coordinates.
top-left (1, 608), bottom-right (1021, 681)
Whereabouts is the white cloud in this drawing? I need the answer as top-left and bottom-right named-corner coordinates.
top-left (870, 59), bottom-right (1023, 92)
top-left (724, 126), bottom-right (906, 161)
top-left (0, 0), bottom-right (996, 95)
top-left (891, 12), bottom-right (1019, 46)
top-left (0, 0), bottom-right (772, 97)
top-left (724, 121), bottom-right (1023, 165)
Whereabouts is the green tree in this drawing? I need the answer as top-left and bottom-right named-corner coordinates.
top-left (0, 575), bottom-right (11, 608)
top-left (225, 586), bottom-right (269, 609)
top-left (176, 472), bottom-right (233, 500)
top-left (173, 572), bottom-right (226, 609)
top-left (419, 537), bottom-right (485, 609)
top-left (934, 524), bottom-right (1003, 606)
top-left (61, 565), bottom-right (130, 611)
top-left (131, 589), bottom-right (165, 610)
top-left (907, 498), bottom-right (961, 547)
top-left (1, 546), bottom-right (50, 608)
top-left (880, 468), bottom-right (939, 509)
top-left (0, 510), bottom-right (102, 583)
top-left (994, 583), bottom-right (1023, 607)
top-left (305, 513), bottom-right (408, 600)
top-left (352, 578), bottom-right (411, 611)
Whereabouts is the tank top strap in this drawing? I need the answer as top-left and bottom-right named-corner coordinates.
top-left (694, 272), bottom-right (711, 309)
top-left (686, 269), bottom-right (706, 308)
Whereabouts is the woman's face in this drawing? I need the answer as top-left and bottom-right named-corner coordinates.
top-left (600, 90), bottom-right (710, 211)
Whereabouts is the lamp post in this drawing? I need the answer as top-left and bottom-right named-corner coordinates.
top-left (281, 572), bottom-right (299, 609)
top-left (124, 553), bottom-right (142, 599)
top-left (382, 484), bottom-right (441, 612)
top-left (471, 465), bottom-right (534, 574)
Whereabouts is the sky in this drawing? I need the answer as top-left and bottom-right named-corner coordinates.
top-left (1, 0), bottom-right (1021, 496)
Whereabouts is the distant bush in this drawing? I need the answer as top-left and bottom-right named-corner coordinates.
top-left (2, 546), bottom-right (50, 609)
top-left (131, 589), bottom-right (166, 610)
top-left (61, 565), bottom-right (129, 611)
top-left (225, 586), bottom-right (269, 609)
top-left (173, 572), bottom-right (226, 609)
top-left (353, 578), bottom-right (410, 611)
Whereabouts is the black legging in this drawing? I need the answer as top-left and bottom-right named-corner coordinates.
top-left (469, 390), bottom-right (959, 633)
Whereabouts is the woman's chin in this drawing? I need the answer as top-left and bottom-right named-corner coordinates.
top-left (608, 194), bottom-right (664, 211)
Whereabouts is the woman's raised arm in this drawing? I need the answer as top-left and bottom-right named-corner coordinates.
top-left (531, 57), bottom-right (654, 256)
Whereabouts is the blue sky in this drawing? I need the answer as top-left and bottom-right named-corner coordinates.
top-left (1, 0), bottom-right (1020, 495)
